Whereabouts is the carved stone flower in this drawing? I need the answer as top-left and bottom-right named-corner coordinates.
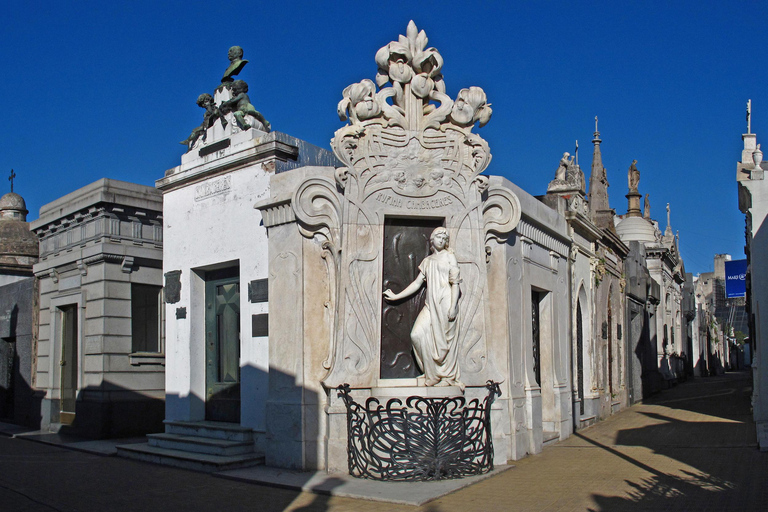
top-left (338, 80), bottom-right (378, 123)
top-left (375, 42), bottom-right (414, 86)
top-left (411, 73), bottom-right (434, 98)
top-left (450, 87), bottom-right (492, 127)
top-left (412, 47), bottom-right (444, 94)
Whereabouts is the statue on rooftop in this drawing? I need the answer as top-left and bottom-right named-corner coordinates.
top-left (219, 80), bottom-right (271, 132)
top-left (180, 93), bottom-right (227, 150)
top-left (644, 193), bottom-right (650, 219)
top-left (222, 46), bottom-right (248, 83)
top-left (628, 159), bottom-right (640, 193)
top-left (554, 152), bottom-right (573, 181)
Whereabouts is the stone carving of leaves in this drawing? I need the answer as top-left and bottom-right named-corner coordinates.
top-left (483, 185), bottom-right (522, 245)
top-left (293, 177), bottom-right (342, 250)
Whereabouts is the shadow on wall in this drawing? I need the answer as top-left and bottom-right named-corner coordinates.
top-left (164, 364), bottom-right (346, 511)
top-left (635, 308), bottom-right (663, 400)
top-left (166, 363), bottom-right (326, 472)
top-left (0, 340), bottom-right (43, 429)
top-left (0, 280), bottom-right (44, 430)
top-left (57, 384), bottom-right (165, 439)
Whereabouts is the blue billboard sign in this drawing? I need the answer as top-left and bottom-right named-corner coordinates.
top-left (725, 259), bottom-right (748, 298)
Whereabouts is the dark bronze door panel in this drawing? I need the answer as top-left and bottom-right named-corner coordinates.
top-left (60, 305), bottom-right (78, 424)
top-left (205, 271), bottom-right (241, 422)
top-left (380, 217), bottom-right (443, 379)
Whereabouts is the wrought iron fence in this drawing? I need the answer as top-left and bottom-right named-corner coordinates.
top-left (337, 380), bottom-right (501, 481)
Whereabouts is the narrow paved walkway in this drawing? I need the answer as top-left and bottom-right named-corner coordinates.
top-left (0, 371), bottom-right (764, 511)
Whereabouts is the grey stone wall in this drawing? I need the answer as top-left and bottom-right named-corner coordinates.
top-left (0, 277), bottom-right (42, 427)
top-left (32, 179), bottom-right (165, 438)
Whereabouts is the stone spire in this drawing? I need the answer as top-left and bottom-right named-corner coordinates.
top-left (588, 117), bottom-right (613, 229)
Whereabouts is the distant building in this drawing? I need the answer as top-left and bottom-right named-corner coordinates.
top-left (0, 189), bottom-right (40, 427)
top-left (31, 179), bottom-right (164, 438)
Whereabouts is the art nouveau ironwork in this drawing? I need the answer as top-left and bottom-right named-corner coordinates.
top-left (337, 381), bottom-right (501, 481)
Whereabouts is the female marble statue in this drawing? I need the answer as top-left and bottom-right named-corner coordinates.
top-left (383, 227), bottom-right (463, 389)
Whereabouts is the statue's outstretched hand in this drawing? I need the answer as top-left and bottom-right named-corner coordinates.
top-left (383, 289), bottom-right (397, 301)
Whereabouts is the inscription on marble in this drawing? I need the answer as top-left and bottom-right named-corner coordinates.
top-left (195, 176), bottom-right (232, 201)
top-left (374, 192), bottom-right (453, 210)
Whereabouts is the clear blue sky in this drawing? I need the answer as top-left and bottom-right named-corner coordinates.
top-left (2, 1), bottom-right (763, 275)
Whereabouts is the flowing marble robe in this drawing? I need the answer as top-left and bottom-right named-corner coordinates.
top-left (411, 250), bottom-right (461, 385)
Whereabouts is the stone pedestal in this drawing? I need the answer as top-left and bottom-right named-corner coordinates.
top-left (626, 190), bottom-right (642, 218)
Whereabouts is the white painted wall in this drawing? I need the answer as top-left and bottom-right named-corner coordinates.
top-left (162, 162), bottom-right (270, 431)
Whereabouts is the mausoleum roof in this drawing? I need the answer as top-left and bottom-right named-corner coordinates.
top-left (0, 191), bottom-right (38, 273)
top-left (615, 216), bottom-right (656, 244)
top-left (0, 192), bottom-right (27, 215)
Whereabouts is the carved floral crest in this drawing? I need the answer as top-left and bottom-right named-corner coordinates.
top-left (297, 22), bottom-right (519, 389)
top-left (332, 21), bottom-right (493, 199)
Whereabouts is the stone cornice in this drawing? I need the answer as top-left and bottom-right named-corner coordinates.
top-left (157, 138), bottom-right (299, 193)
top-left (517, 217), bottom-right (570, 257)
top-left (600, 228), bottom-right (629, 258)
top-left (256, 199), bottom-right (295, 228)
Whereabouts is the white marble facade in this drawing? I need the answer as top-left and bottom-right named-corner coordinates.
top-left (158, 127), bottom-right (336, 451)
top-left (737, 127), bottom-right (768, 450)
top-left (255, 22), bottom-right (574, 470)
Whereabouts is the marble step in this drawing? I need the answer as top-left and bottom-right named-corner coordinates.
top-left (147, 432), bottom-right (255, 456)
top-left (542, 430), bottom-right (560, 447)
top-left (163, 420), bottom-right (254, 442)
top-left (116, 442), bottom-right (264, 473)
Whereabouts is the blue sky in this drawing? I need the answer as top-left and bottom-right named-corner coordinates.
top-left (2, 1), bottom-right (763, 275)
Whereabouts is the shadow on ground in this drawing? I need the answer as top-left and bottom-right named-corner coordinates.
top-left (587, 371), bottom-right (764, 511)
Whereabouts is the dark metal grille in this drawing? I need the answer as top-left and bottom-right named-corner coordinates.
top-left (531, 291), bottom-right (541, 386)
top-left (337, 381), bottom-right (501, 481)
top-left (577, 301), bottom-right (584, 415)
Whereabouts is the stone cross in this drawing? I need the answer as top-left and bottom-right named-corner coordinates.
top-left (595, 116), bottom-right (598, 133)
top-left (747, 99), bottom-right (752, 134)
top-left (8, 169), bottom-right (15, 193)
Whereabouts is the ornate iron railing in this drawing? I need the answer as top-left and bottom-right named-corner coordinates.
top-left (337, 381), bottom-right (501, 481)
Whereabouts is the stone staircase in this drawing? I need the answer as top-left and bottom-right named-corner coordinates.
top-left (116, 420), bottom-right (264, 472)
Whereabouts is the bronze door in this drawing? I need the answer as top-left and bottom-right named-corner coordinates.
top-left (380, 218), bottom-right (443, 379)
top-left (59, 305), bottom-right (78, 424)
top-left (205, 271), bottom-right (241, 422)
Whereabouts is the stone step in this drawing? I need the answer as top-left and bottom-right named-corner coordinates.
top-left (542, 431), bottom-right (560, 447)
top-left (147, 433), bottom-right (255, 456)
top-left (163, 420), bottom-right (254, 442)
top-left (116, 442), bottom-right (264, 473)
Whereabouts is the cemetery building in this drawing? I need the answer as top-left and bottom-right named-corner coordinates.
top-left (255, 22), bottom-right (574, 469)
top-left (0, 188), bottom-right (41, 427)
top-left (736, 120), bottom-right (768, 449)
top-left (112, 24), bottom-right (699, 473)
top-left (118, 47), bottom-right (339, 468)
top-left (31, 179), bottom-right (165, 438)
top-left (616, 172), bottom-right (687, 391)
top-left (693, 254), bottom-right (748, 372)
top-left (583, 128), bottom-right (630, 420)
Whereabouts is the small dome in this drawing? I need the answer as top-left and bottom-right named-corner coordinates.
top-left (616, 216), bottom-right (656, 244)
top-left (0, 212), bottom-right (38, 268)
top-left (0, 192), bottom-right (28, 221)
top-left (0, 192), bottom-right (27, 212)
